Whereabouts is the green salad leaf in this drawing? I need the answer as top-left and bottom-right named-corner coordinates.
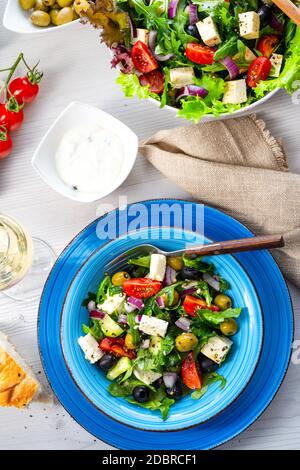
top-left (82, 319), bottom-right (104, 341)
top-left (128, 255), bottom-right (151, 268)
top-left (127, 312), bottom-right (140, 347)
top-left (128, 385), bottom-right (175, 420)
top-left (182, 254), bottom-right (215, 273)
top-left (199, 307), bottom-right (242, 326)
top-left (116, 72), bottom-right (158, 100)
top-left (191, 372), bottom-right (227, 399)
top-left (108, 378), bottom-right (155, 397)
top-left (96, 275), bottom-right (111, 304)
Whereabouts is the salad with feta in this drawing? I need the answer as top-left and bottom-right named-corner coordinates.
top-left (78, 0), bottom-right (300, 123)
top-left (78, 252), bottom-right (243, 420)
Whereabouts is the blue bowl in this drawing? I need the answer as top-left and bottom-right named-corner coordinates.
top-left (61, 226), bottom-right (263, 432)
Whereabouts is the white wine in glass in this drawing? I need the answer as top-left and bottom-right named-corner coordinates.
top-left (0, 214), bottom-right (55, 302)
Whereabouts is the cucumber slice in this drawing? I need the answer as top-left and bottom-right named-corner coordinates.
top-left (149, 336), bottom-right (162, 356)
top-left (100, 314), bottom-right (123, 337)
top-left (107, 357), bottom-right (132, 381)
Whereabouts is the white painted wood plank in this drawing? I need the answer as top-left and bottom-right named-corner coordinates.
top-left (1, 2), bottom-right (300, 450)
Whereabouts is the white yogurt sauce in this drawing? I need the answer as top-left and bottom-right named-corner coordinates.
top-left (55, 125), bottom-right (124, 194)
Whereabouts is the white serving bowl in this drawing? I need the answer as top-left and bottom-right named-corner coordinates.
top-left (3, 0), bottom-right (80, 34)
top-left (32, 102), bottom-right (138, 202)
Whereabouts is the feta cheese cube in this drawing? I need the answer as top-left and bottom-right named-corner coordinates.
top-left (98, 293), bottom-right (125, 315)
top-left (239, 12), bottom-right (260, 40)
top-left (196, 17), bottom-right (221, 47)
top-left (132, 28), bottom-right (149, 45)
top-left (139, 315), bottom-right (168, 338)
top-left (149, 254), bottom-right (166, 282)
top-left (201, 335), bottom-right (232, 364)
top-left (170, 67), bottom-right (195, 88)
top-left (78, 333), bottom-right (103, 364)
top-left (222, 79), bottom-right (247, 105)
top-left (133, 367), bottom-right (162, 385)
top-left (270, 53), bottom-right (283, 78)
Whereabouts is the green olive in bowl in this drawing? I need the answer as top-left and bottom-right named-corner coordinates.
top-left (34, 0), bottom-right (49, 11)
top-left (31, 10), bottom-right (51, 27)
top-left (19, 0), bottom-right (36, 10)
top-left (57, 0), bottom-right (74, 6)
top-left (56, 7), bottom-right (74, 25)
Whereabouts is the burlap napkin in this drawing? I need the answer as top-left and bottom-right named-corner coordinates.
top-left (139, 114), bottom-right (300, 287)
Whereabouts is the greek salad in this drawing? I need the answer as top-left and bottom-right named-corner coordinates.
top-left (79, 0), bottom-right (300, 123)
top-left (78, 252), bottom-right (243, 420)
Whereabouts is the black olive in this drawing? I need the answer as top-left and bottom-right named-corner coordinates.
top-left (98, 353), bottom-right (116, 371)
top-left (133, 385), bottom-right (149, 403)
top-left (166, 380), bottom-right (183, 400)
top-left (181, 267), bottom-right (200, 280)
top-left (198, 353), bottom-right (218, 373)
top-left (153, 376), bottom-right (164, 389)
top-left (258, 4), bottom-right (271, 25)
top-left (185, 24), bottom-right (200, 40)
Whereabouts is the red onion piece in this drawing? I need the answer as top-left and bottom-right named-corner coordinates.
top-left (168, 0), bottom-right (179, 18)
top-left (141, 339), bottom-right (150, 349)
top-left (89, 310), bottom-right (105, 320)
top-left (129, 16), bottom-right (137, 38)
top-left (221, 56), bottom-right (240, 80)
top-left (125, 302), bottom-right (137, 313)
top-left (189, 3), bottom-right (198, 25)
top-left (270, 12), bottom-right (284, 33)
top-left (179, 287), bottom-right (197, 298)
top-left (128, 296), bottom-right (144, 309)
top-left (87, 300), bottom-right (96, 312)
top-left (163, 372), bottom-right (178, 388)
top-left (175, 316), bottom-right (191, 331)
top-left (148, 30), bottom-right (175, 62)
top-left (176, 85), bottom-right (209, 101)
top-left (118, 314), bottom-right (128, 325)
top-left (135, 314), bottom-right (142, 323)
top-left (156, 296), bottom-right (165, 308)
top-left (111, 45), bottom-right (134, 74)
top-left (163, 265), bottom-right (177, 286)
top-left (203, 272), bottom-right (220, 291)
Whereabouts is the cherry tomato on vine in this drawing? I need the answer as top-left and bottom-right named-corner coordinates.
top-left (0, 126), bottom-right (13, 160)
top-left (0, 99), bottom-right (24, 132)
top-left (8, 76), bottom-right (39, 105)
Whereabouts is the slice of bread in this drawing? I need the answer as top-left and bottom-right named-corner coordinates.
top-left (0, 331), bottom-right (42, 408)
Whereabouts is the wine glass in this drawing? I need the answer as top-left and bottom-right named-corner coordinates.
top-left (0, 214), bottom-right (55, 302)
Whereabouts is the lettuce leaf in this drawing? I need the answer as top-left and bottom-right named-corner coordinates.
top-left (127, 385), bottom-right (175, 420)
top-left (116, 72), bottom-right (159, 100)
top-left (255, 25), bottom-right (300, 97)
top-left (200, 307), bottom-right (242, 326)
top-left (191, 372), bottom-right (226, 399)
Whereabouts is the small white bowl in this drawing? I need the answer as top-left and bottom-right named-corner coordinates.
top-left (32, 102), bottom-right (138, 202)
top-left (3, 0), bottom-right (80, 34)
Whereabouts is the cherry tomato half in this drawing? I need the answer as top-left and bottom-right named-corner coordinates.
top-left (131, 41), bottom-right (158, 73)
top-left (0, 127), bottom-right (13, 160)
top-left (185, 43), bottom-right (215, 65)
top-left (139, 69), bottom-right (165, 94)
top-left (0, 103), bottom-right (24, 132)
top-left (257, 34), bottom-right (280, 59)
top-left (246, 56), bottom-right (272, 88)
top-left (99, 337), bottom-right (136, 359)
top-left (123, 278), bottom-right (161, 299)
top-left (181, 352), bottom-right (202, 390)
top-left (183, 294), bottom-right (220, 317)
top-left (8, 76), bottom-right (39, 105)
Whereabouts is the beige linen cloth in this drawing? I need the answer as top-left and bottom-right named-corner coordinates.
top-left (139, 114), bottom-right (300, 287)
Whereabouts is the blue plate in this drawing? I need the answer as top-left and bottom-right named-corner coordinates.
top-left (38, 200), bottom-right (293, 449)
top-left (61, 227), bottom-right (263, 431)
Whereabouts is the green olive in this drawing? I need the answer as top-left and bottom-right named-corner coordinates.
top-left (31, 10), bottom-right (51, 26)
top-left (175, 332), bottom-right (198, 352)
top-left (50, 8), bottom-right (60, 25)
top-left (73, 0), bottom-right (92, 15)
top-left (72, 6), bottom-right (79, 19)
top-left (19, 0), bottom-right (36, 10)
top-left (42, 0), bottom-right (56, 6)
top-left (112, 271), bottom-right (130, 286)
top-left (56, 6), bottom-right (74, 24)
top-left (214, 294), bottom-right (232, 311)
top-left (161, 290), bottom-right (179, 307)
top-left (57, 0), bottom-right (73, 6)
top-left (220, 318), bottom-right (238, 336)
top-left (167, 256), bottom-right (183, 271)
top-left (34, 0), bottom-right (49, 11)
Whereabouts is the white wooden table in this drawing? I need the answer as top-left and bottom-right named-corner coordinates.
top-left (1, 4), bottom-right (300, 450)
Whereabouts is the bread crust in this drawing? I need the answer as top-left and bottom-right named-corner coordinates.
top-left (0, 347), bottom-right (38, 408)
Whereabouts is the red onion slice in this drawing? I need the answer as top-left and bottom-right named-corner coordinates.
top-left (156, 296), bottom-right (165, 308)
top-left (163, 372), bottom-right (178, 388)
top-left (148, 30), bottom-right (175, 62)
top-left (118, 314), bottom-right (128, 325)
top-left (221, 56), bottom-right (240, 80)
top-left (128, 296), bottom-right (144, 309)
top-left (175, 316), bottom-right (191, 331)
top-left (179, 287), bottom-right (197, 298)
top-left (125, 302), bottom-right (137, 313)
top-left (176, 85), bottom-right (209, 101)
top-left (189, 3), bottom-right (198, 25)
top-left (163, 265), bottom-right (177, 286)
top-left (141, 339), bottom-right (150, 349)
top-left (168, 0), bottom-right (179, 18)
top-left (203, 272), bottom-right (220, 291)
top-left (129, 16), bottom-right (137, 39)
top-left (135, 314), bottom-right (142, 323)
top-left (89, 310), bottom-right (106, 320)
top-left (87, 300), bottom-right (96, 312)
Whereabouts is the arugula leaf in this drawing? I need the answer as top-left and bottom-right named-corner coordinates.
top-left (199, 307), bottom-right (242, 326)
top-left (191, 372), bottom-right (226, 399)
top-left (128, 255), bottom-right (151, 268)
top-left (108, 285), bottom-right (123, 296)
top-left (96, 275), bottom-right (112, 304)
top-left (191, 318), bottom-right (215, 347)
top-left (128, 386), bottom-right (175, 420)
top-left (214, 36), bottom-right (238, 61)
top-left (127, 312), bottom-right (140, 347)
top-left (116, 73), bottom-right (158, 100)
top-left (108, 378), bottom-right (155, 397)
top-left (82, 319), bottom-right (104, 341)
top-left (215, 275), bottom-right (230, 292)
top-left (182, 254), bottom-right (215, 273)
top-left (196, 280), bottom-right (212, 306)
